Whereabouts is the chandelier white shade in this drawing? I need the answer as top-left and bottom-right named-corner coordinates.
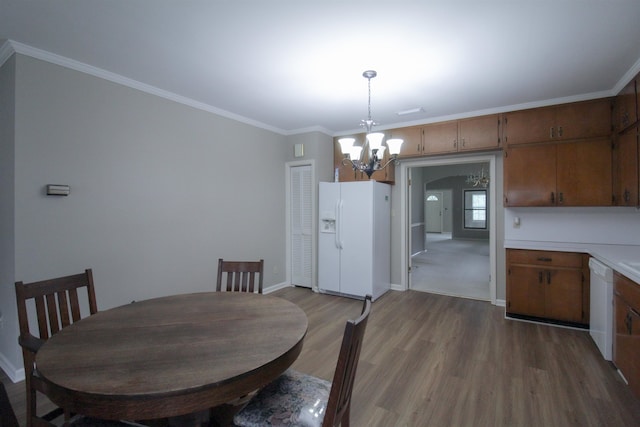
top-left (339, 70), bottom-right (403, 178)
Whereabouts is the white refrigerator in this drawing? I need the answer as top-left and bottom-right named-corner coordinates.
top-left (318, 181), bottom-right (391, 301)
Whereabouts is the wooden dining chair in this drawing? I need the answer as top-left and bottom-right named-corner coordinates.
top-left (216, 258), bottom-right (264, 293)
top-left (15, 269), bottom-right (99, 427)
top-left (232, 295), bottom-right (372, 427)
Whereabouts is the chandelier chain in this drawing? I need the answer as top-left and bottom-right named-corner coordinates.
top-left (367, 76), bottom-right (372, 123)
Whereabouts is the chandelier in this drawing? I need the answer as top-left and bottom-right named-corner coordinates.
top-left (466, 167), bottom-right (490, 187)
top-left (338, 70), bottom-right (403, 178)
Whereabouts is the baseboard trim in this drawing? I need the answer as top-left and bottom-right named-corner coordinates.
top-left (0, 352), bottom-right (24, 383)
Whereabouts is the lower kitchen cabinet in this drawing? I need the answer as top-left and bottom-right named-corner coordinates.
top-left (613, 272), bottom-right (640, 399)
top-left (506, 249), bottom-right (590, 326)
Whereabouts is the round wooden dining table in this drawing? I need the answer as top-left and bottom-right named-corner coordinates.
top-left (35, 292), bottom-right (308, 421)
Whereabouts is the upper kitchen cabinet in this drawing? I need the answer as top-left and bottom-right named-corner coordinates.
top-left (503, 144), bottom-right (557, 206)
top-left (614, 128), bottom-right (639, 206)
top-left (504, 138), bottom-right (613, 206)
top-left (457, 114), bottom-right (502, 152)
top-left (422, 120), bottom-right (458, 155)
top-left (504, 98), bottom-right (613, 146)
top-left (388, 126), bottom-right (422, 158)
top-left (396, 114), bottom-right (502, 158)
top-left (556, 139), bottom-right (613, 206)
top-left (616, 74), bottom-right (638, 133)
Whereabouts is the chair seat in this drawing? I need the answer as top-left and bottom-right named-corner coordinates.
top-left (233, 369), bottom-right (331, 427)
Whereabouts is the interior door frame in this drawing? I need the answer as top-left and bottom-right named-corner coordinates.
top-left (285, 160), bottom-right (316, 291)
top-left (400, 154), bottom-right (497, 304)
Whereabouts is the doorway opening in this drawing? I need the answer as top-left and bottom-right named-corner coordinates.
top-left (400, 154), bottom-right (497, 304)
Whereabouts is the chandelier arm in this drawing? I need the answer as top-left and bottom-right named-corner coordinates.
top-left (377, 156), bottom-right (400, 171)
top-left (341, 158), bottom-right (356, 168)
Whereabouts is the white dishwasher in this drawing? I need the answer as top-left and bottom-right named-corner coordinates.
top-left (589, 257), bottom-right (614, 360)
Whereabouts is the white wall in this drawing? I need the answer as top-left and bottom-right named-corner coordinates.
top-left (505, 206), bottom-right (640, 244)
top-left (0, 55), bottom-right (16, 376)
top-left (1, 54), bottom-right (290, 380)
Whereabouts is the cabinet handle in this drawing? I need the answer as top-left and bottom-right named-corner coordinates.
top-left (624, 189), bottom-right (630, 203)
top-left (558, 192), bottom-right (564, 204)
top-left (550, 127), bottom-right (555, 139)
top-left (550, 192), bottom-right (555, 204)
top-left (453, 139), bottom-right (457, 148)
top-left (625, 312), bottom-right (632, 335)
top-left (558, 126), bottom-right (563, 137)
top-left (536, 257), bottom-right (552, 262)
top-left (538, 271), bottom-right (543, 283)
top-left (547, 271), bottom-right (551, 284)
top-left (462, 138), bottom-right (466, 147)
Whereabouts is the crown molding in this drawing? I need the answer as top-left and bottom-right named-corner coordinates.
top-left (3, 39), bottom-right (289, 135)
top-left (0, 39), bottom-right (15, 67)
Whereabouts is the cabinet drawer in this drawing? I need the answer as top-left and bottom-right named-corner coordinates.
top-left (614, 272), bottom-right (640, 312)
top-left (507, 249), bottom-right (584, 268)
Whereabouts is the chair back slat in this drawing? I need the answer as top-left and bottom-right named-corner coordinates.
top-left (67, 287), bottom-right (83, 322)
top-left (45, 294), bottom-right (61, 336)
top-left (323, 295), bottom-right (372, 427)
top-left (216, 259), bottom-right (264, 294)
top-left (34, 297), bottom-right (50, 341)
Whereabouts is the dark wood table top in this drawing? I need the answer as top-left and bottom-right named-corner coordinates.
top-left (35, 292), bottom-right (308, 420)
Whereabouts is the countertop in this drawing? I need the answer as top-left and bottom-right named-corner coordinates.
top-left (504, 240), bottom-right (640, 284)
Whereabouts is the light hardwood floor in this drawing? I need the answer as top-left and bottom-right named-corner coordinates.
top-left (3, 287), bottom-right (640, 426)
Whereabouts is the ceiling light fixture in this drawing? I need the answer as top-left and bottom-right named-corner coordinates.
top-left (338, 70), bottom-right (403, 178)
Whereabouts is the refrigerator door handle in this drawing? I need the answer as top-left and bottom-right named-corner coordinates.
top-left (334, 200), bottom-right (341, 249)
top-left (337, 200), bottom-right (344, 249)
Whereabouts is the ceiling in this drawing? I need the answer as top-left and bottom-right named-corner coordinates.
top-left (2, 1), bottom-right (640, 136)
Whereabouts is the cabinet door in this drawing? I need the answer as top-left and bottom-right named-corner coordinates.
top-left (458, 114), bottom-right (501, 151)
top-left (545, 268), bottom-right (585, 323)
top-left (391, 126), bottom-right (423, 158)
top-left (555, 99), bottom-right (612, 141)
top-left (506, 265), bottom-right (546, 318)
top-left (616, 79), bottom-right (637, 132)
top-left (504, 145), bottom-right (556, 206)
top-left (614, 294), bottom-right (640, 399)
top-left (615, 130), bottom-right (639, 206)
top-left (423, 121), bottom-right (458, 154)
top-left (556, 139), bottom-right (613, 206)
top-left (504, 107), bottom-right (556, 145)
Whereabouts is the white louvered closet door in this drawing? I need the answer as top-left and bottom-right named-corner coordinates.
top-left (290, 165), bottom-right (312, 287)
